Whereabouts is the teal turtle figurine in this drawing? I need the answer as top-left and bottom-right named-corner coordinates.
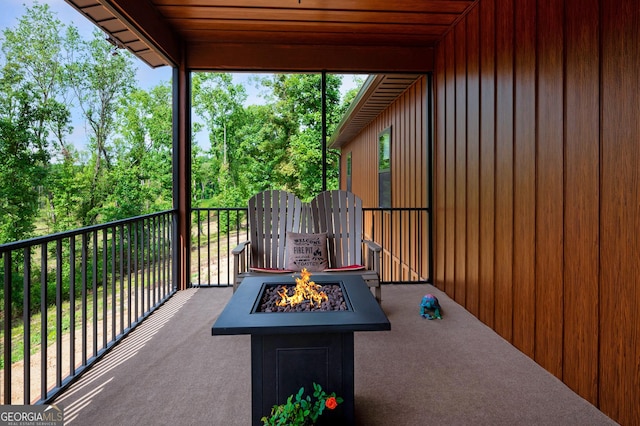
top-left (420, 294), bottom-right (442, 319)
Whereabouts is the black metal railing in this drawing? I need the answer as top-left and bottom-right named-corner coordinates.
top-left (363, 207), bottom-right (431, 284)
top-left (0, 205), bottom-right (430, 405)
top-left (191, 208), bottom-right (248, 287)
top-left (1, 211), bottom-right (176, 405)
top-left (190, 207), bottom-right (431, 286)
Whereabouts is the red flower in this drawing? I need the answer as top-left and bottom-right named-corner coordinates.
top-left (325, 397), bottom-right (338, 410)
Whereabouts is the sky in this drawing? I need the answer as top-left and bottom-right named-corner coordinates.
top-left (1, 0), bottom-right (172, 89)
top-left (1, 0), bottom-right (364, 149)
top-left (1, 0), bottom-right (174, 148)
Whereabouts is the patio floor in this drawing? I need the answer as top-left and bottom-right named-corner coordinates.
top-left (52, 284), bottom-right (617, 425)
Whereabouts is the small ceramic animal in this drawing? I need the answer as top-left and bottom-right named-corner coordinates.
top-left (420, 294), bottom-right (442, 320)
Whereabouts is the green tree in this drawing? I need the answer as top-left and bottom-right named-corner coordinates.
top-left (191, 144), bottom-right (217, 204)
top-left (102, 83), bottom-right (173, 221)
top-left (260, 74), bottom-right (343, 200)
top-left (192, 73), bottom-right (248, 200)
top-left (0, 93), bottom-right (48, 244)
top-left (65, 28), bottom-right (137, 225)
top-left (135, 83), bottom-right (174, 211)
top-left (1, 2), bottom-right (75, 235)
top-left (1, 3), bottom-right (72, 153)
top-left (47, 156), bottom-right (84, 232)
top-left (236, 104), bottom-right (289, 196)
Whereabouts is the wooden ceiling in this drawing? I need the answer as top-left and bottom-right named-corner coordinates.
top-left (64, 0), bottom-right (476, 71)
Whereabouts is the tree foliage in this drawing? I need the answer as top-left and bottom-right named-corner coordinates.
top-left (0, 3), bottom-right (176, 243)
top-left (65, 27), bottom-right (138, 225)
top-left (104, 84), bottom-right (173, 221)
top-left (1, 4), bottom-right (362, 244)
top-left (0, 3), bottom-right (62, 242)
top-left (192, 73), bottom-right (248, 195)
top-left (249, 73), bottom-right (343, 200)
top-left (0, 95), bottom-right (48, 243)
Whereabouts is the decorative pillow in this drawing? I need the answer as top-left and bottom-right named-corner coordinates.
top-left (285, 232), bottom-right (328, 272)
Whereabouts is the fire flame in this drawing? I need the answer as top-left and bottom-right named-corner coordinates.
top-left (277, 268), bottom-right (328, 307)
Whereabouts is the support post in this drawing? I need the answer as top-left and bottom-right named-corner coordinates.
top-left (173, 64), bottom-right (192, 290)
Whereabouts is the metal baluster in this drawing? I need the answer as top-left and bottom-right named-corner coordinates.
top-left (119, 226), bottom-right (125, 336)
top-left (81, 232), bottom-right (88, 367)
top-left (40, 242), bottom-right (47, 401)
top-left (69, 236), bottom-right (76, 375)
top-left (23, 249), bottom-right (31, 404)
top-left (92, 231), bottom-right (98, 358)
top-left (56, 239), bottom-right (63, 388)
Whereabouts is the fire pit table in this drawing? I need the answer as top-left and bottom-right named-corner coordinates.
top-left (211, 274), bottom-right (390, 425)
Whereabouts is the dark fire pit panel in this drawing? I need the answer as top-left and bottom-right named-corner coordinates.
top-left (212, 275), bottom-right (390, 425)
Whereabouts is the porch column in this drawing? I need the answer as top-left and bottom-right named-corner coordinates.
top-left (173, 63), bottom-right (191, 290)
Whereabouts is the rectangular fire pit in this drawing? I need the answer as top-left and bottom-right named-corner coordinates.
top-left (212, 274), bottom-right (390, 425)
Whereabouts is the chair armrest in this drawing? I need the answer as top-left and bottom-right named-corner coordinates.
top-left (362, 239), bottom-right (381, 274)
top-left (363, 239), bottom-right (381, 252)
top-left (232, 240), bottom-right (250, 256)
top-left (232, 241), bottom-right (250, 290)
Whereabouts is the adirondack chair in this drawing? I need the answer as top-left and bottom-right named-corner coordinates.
top-left (310, 190), bottom-right (382, 302)
top-left (233, 189), bottom-right (382, 302)
top-left (232, 190), bottom-right (310, 291)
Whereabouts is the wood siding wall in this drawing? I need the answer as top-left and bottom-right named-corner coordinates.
top-left (433, 1), bottom-right (640, 424)
top-left (339, 77), bottom-right (429, 282)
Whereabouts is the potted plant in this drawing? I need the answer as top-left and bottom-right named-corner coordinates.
top-left (261, 382), bottom-right (344, 425)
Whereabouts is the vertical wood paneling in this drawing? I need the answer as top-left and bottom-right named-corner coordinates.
top-left (341, 76), bottom-right (429, 283)
top-left (454, 21), bottom-right (467, 306)
top-left (435, 49), bottom-right (446, 290)
top-left (420, 79), bottom-right (429, 280)
top-left (535, 0), bottom-right (564, 378)
top-left (410, 86), bottom-right (420, 266)
top-left (512, 0), bottom-right (536, 358)
top-left (444, 32), bottom-right (456, 295)
top-left (563, 0), bottom-right (599, 405)
top-left (494, 0), bottom-right (514, 341)
top-left (478, 0), bottom-right (496, 328)
top-left (600, 1), bottom-right (640, 422)
top-left (337, 0), bottom-right (640, 421)
top-left (409, 86), bottom-right (416, 207)
top-left (431, 0), bottom-right (639, 423)
top-left (465, 7), bottom-right (480, 317)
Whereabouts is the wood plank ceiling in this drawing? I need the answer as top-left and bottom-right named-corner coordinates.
top-left (64, 0), bottom-right (477, 71)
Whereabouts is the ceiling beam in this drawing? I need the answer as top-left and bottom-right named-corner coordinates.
top-left (187, 43), bottom-right (434, 73)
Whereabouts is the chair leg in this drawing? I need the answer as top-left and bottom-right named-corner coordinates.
top-left (375, 285), bottom-right (382, 304)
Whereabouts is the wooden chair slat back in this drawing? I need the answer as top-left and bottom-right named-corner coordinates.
top-left (248, 190), bottom-right (305, 269)
top-left (311, 190), bottom-right (363, 268)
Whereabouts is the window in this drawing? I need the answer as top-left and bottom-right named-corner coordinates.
top-left (378, 127), bottom-right (391, 208)
top-left (346, 152), bottom-right (352, 192)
